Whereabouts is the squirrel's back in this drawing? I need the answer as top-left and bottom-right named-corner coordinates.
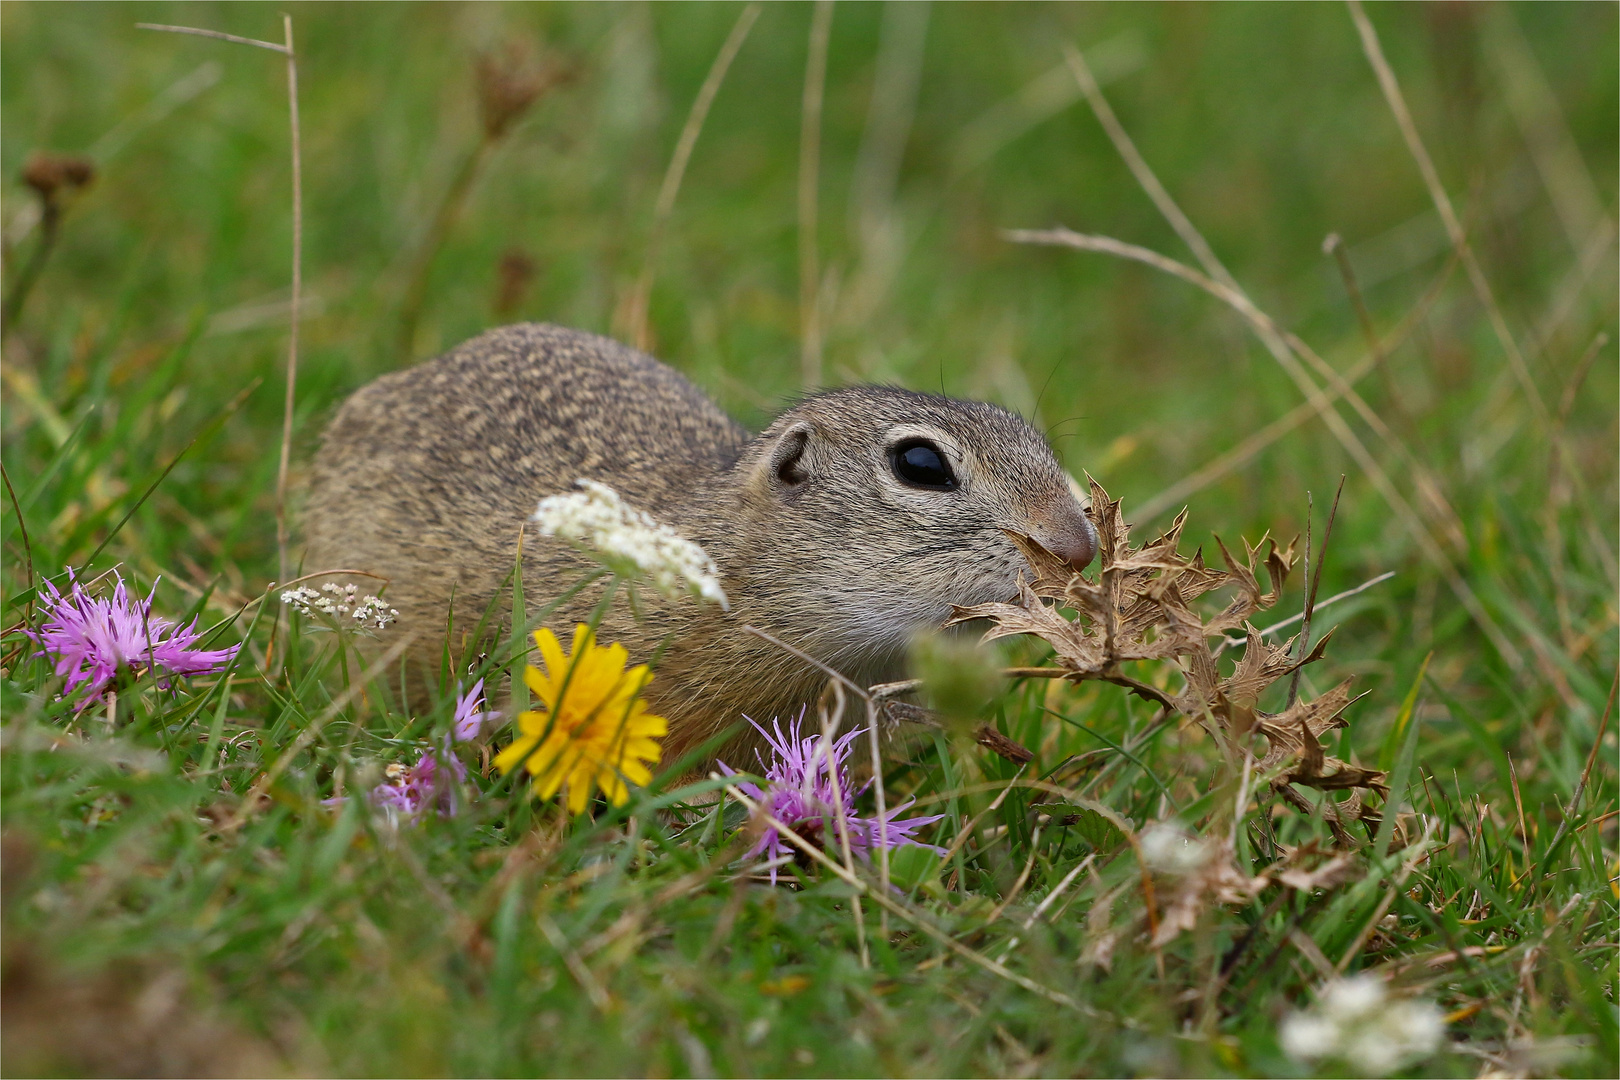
top-left (304, 324), bottom-right (746, 655)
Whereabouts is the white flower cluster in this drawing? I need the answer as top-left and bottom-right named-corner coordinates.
top-left (533, 479), bottom-right (729, 610)
top-left (1280, 975), bottom-right (1445, 1076)
top-left (281, 583), bottom-right (399, 630)
top-left (1139, 821), bottom-right (1215, 874)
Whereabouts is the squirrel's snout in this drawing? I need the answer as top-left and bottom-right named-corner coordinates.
top-left (1031, 501), bottom-right (1098, 571)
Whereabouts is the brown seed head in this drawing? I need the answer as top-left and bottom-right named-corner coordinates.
top-left (476, 43), bottom-right (572, 140)
top-left (21, 152), bottom-right (94, 202)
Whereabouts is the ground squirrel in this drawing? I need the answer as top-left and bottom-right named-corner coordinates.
top-left (303, 323), bottom-right (1096, 764)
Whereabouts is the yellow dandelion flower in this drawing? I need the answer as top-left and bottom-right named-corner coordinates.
top-left (494, 625), bottom-right (667, 814)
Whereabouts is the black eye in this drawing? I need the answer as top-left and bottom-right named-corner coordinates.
top-left (891, 440), bottom-right (957, 490)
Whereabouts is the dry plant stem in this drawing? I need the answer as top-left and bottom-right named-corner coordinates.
top-left (1020, 853), bottom-right (1095, 931)
top-left (1136, 255), bottom-right (1457, 522)
top-left (1346, 0), bottom-right (1549, 430)
top-left (1252, 570), bottom-right (1397, 641)
top-left (1483, 5), bottom-right (1609, 252)
top-left (742, 624), bottom-right (873, 703)
top-left (136, 18), bottom-right (302, 618)
top-left (277, 14), bottom-right (302, 594)
top-left (1507, 754), bottom-right (1530, 861)
top-left (1334, 821), bottom-right (1436, 973)
top-left (1006, 226), bottom-right (1522, 672)
top-left (798, 0), bottom-right (834, 388)
top-left (716, 777), bottom-right (1103, 1017)
top-left (1061, 44), bottom-right (1229, 292)
top-left (983, 825), bottom-right (1041, 925)
top-left (816, 681), bottom-right (870, 969)
top-left (1062, 43), bottom-right (1507, 648)
top-left (1278, 323), bottom-right (1467, 553)
top-left (865, 697), bottom-right (891, 937)
top-left (1289, 492), bottom-right (1313, 712)
top-left (1071, 37), bottom-right (1469, 557)
top-left (1287, 477), bottom-right (1344, 709)
top-left (937, 763), bottom-right (1028, 867)
top-left (628, 3), bottom-right (760, 351)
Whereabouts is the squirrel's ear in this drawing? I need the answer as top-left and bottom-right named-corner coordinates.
top-left (756, 421), bottom-right (814, 492)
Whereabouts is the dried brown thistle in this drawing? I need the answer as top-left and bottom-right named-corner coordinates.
top-left (947, 478), bottom-right (1386, 845)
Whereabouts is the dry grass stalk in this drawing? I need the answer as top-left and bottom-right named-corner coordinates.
top-left (1055, 42), bottom-right (1527, 673)
top-left (715, 776), bottom-right (1108, 1018)
top-left (816, 679), bottom-right (871, 969)
top-left (1135, 253), bottom-right (1456, 522)
top-left (798, 0), bottom-right (835, 388)
top-left (1007, 225), bottom-right (1523, 674)
top-left (626, 3), bottom-right (761, 352)
top-left (948, 478), bottom-right (1387, 846)
top-left (1345, 0), bottom-right (1549, 430)
top-left (136, 17), bottom-right (303, 601)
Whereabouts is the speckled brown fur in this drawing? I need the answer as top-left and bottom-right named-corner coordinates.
top-left (304, 323), bottom-right (1095, 765)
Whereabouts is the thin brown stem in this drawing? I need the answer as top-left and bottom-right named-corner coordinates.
top-left (1005, 226), bottom-right (1522, 672)
top-left (276, 13), bottom-right (302, 594)
top-left (1135, 254), bottom-right (1457, 522)
top-left (136, 23), bottom-right (289, 53)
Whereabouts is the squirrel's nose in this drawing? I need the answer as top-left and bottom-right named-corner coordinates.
top-left (1033, 501), bottom-right (1098, 571)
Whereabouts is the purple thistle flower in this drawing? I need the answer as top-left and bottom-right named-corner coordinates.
top-left (452, 677), bottom-right (500, 742)
top-left (719, 710), bottom-right (945, 884)
top-left (30, 568), bottom-right (238, 709)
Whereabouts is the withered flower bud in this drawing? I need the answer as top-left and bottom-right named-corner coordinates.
top-left (493, 248), bottom-right (538, 317)
top-left (21, 152), bottom-right (95, 202)
top-left (475, 43), bottom-right (572, 140)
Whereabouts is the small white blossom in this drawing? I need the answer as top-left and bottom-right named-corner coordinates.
top-left (533, 479), bottom-right (729, 610)
top-left (1139, 821), bottom-right (1214, 874)
top-left (281, 583), bottom-right (399, 630)
top-left (1280, 974), bottom-right (1445, 1076)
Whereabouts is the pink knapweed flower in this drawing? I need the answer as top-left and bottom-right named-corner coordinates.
top-left (368, 747), bottom-right (468, 820)
top-left (719, 711), bottom-right (944, 884)
top-left (31, 568), bottom-right (238, 708)
top-left (452, 677), bottom-right (501, 742)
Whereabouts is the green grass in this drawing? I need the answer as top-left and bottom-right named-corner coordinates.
top-left (2, 2), bottom-right (1616, 1076)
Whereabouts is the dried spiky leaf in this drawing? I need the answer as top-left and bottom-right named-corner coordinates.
top-left (947, 478), bottom-right (1385, 844)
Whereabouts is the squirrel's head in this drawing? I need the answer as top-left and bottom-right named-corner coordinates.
top-left (718, 386), bottom-right (1096, 670)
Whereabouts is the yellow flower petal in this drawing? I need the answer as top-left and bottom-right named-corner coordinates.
top-left (494, 623), bottom-right (668, 815)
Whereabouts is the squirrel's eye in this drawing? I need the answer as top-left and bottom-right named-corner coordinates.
top-left (891, 440), bottom-right (957, 490)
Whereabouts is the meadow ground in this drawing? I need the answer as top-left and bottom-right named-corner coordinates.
top-left (1, 2), bottom-right (1616, 1076)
